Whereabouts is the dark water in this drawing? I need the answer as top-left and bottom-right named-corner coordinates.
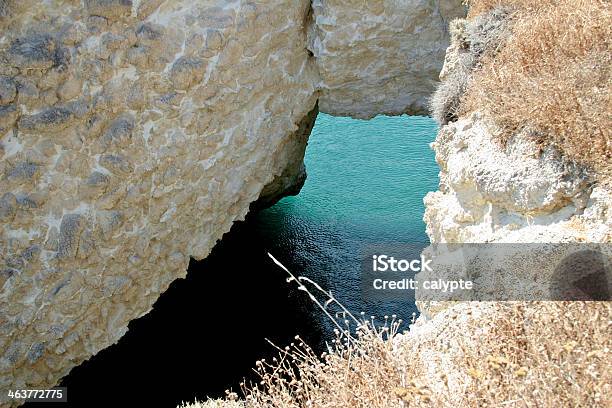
top-left (31, 114), bottom-right (439, 407)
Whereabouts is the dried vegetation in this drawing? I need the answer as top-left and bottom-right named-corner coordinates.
top-left (183, 265), bottom-right (610, 407)
top-left (432, 0), bottom-right (611, 180)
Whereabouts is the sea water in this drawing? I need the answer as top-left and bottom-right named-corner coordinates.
top-left (252, 113), bottom-right (440, 335)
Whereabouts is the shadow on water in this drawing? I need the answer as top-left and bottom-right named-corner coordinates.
top-left (28, 114), bottom-right (438, 407)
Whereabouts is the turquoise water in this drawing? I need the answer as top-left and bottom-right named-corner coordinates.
top-left (252, 113), bottom-right (440, 331)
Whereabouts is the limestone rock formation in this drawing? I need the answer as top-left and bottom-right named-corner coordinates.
top-left (416, 113), bottom-right (611, 318)
top-left (253, 103), bottom-right (318, 210)
top-left (416, 5), bottom-right (611, 315)
top-left (402, 9), bottom-right (611, 394)
top-left (309, 0), bottom-right (465, 119)
top-left (0, 0), bottom-right (465, 403)
top-left (0, 0), bottom-right (320, 400)
top-left (424, 114), bottom-right (606, 245)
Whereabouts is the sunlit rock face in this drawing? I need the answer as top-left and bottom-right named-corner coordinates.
top-left (0, 0), bottom-right (464, 401)
top-left (414, 5), bottom-right (611, 318)
top-left (424, 114), bottom-right (601, 246)
top-left (0, 0), bottom-right (318, 399)
top-left (309, 0), bottom-right (466, 119)
top-left (417, 113), bottom-right (612, 318)
top-left (254, 103), bottom-right (319, 210)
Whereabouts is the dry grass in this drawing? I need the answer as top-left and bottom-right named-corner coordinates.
top-left (241, 317), bottom-right (406, 408)
top-left (461, 0), bottom-right (611, 180)
top-left (483, 302), bottom-right (611, 406)
top-left (179, 400), bottom-right (243, 408)
top-left (464, 0), bottom-right (552, 18)
top-left (180, 258), bottom-right (611, 408)
top-left (399, 302), bottom-right (612, 407)
top-left (183, 258), bottom-right (611, 408)
top-left (183, 301), bottom-right (611, 408)
top-left (235, 254), bottom-right (410, 407)
top-left (429, 49), bottom-right (474, 125)
top-left (429, 7), bottom-right (512, 125)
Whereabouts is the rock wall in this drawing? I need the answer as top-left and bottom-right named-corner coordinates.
top-left (414, 7), bottom-right (611, 317)
top-left (0, 0), bottom-right (320, 399)
top-left (253, 103), bottom-right (318, 210)
top-left (416, 113), bottom-right (611, 317)
top-left (309, 0), bottom-right (465, 119)
top-left (424, 114), bottom-right (610, 245)
top-left (403, 111), bottom-right (611, 398)
top-left (0, 0), bottom-right (465, 403)
top-left (400, 13), bottom-right (612, 400)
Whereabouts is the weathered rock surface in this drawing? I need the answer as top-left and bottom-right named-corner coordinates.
top-left (417, 4), bottom-right (610, 317)
top-left (424, 114), bottom-right (606, 245)
top-left (309, 0), bottom-right (465, 119)
top-left (0, 0), bottom-right (465, 403)
top-left (403, 9), bottom-right (612, 401)
top-left (425, 114), bottom-right (612, 243)
top-left (253, 103), bottom-right (319, 210)
top-left (416, 113), bottom-right (611, 317)
top-left (0, 0), bottom-right (320, 401)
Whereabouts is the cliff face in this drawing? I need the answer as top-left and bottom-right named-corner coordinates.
top-left (424, 115), bottom-right (610, 245)
top-left (416, 6), bottom-right (611, 317)
top-left (0, 0), bottom-right (465, 400)
top-left (398, 7), bottom-right (611, 401)
top-left (405, 116), bottom-right (611, 398)
top-left (309, 0), bottom-right (464, 119)
top-left (416, 112), bottom-right (611, 317)
top-left (0, 0), bottom-right (319, 396)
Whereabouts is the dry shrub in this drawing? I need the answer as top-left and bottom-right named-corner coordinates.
top-left (395, 302), bottom-right (611, 407)
top-left (429, 47), bottom-right (475, 125)
top-left (183, 257), bottom-right (611, 407)
top-left (189, 302), bottom-right (610, 408)
top-left (463, 302), bottom-right (612, 406)
top-left (179, 400), bottom-right (244, 408)
top-left (464, 0), bottom-right (551, 18)
top-left (242, 317), bottom-right (406, 408)
top-left (220, 254), bottom-right (414, 407)
top-left (462, 0), bottom-right (612, 180)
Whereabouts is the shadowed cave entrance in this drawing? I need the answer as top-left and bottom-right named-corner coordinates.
top-left (34, 113), bottom-right (439, 408)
